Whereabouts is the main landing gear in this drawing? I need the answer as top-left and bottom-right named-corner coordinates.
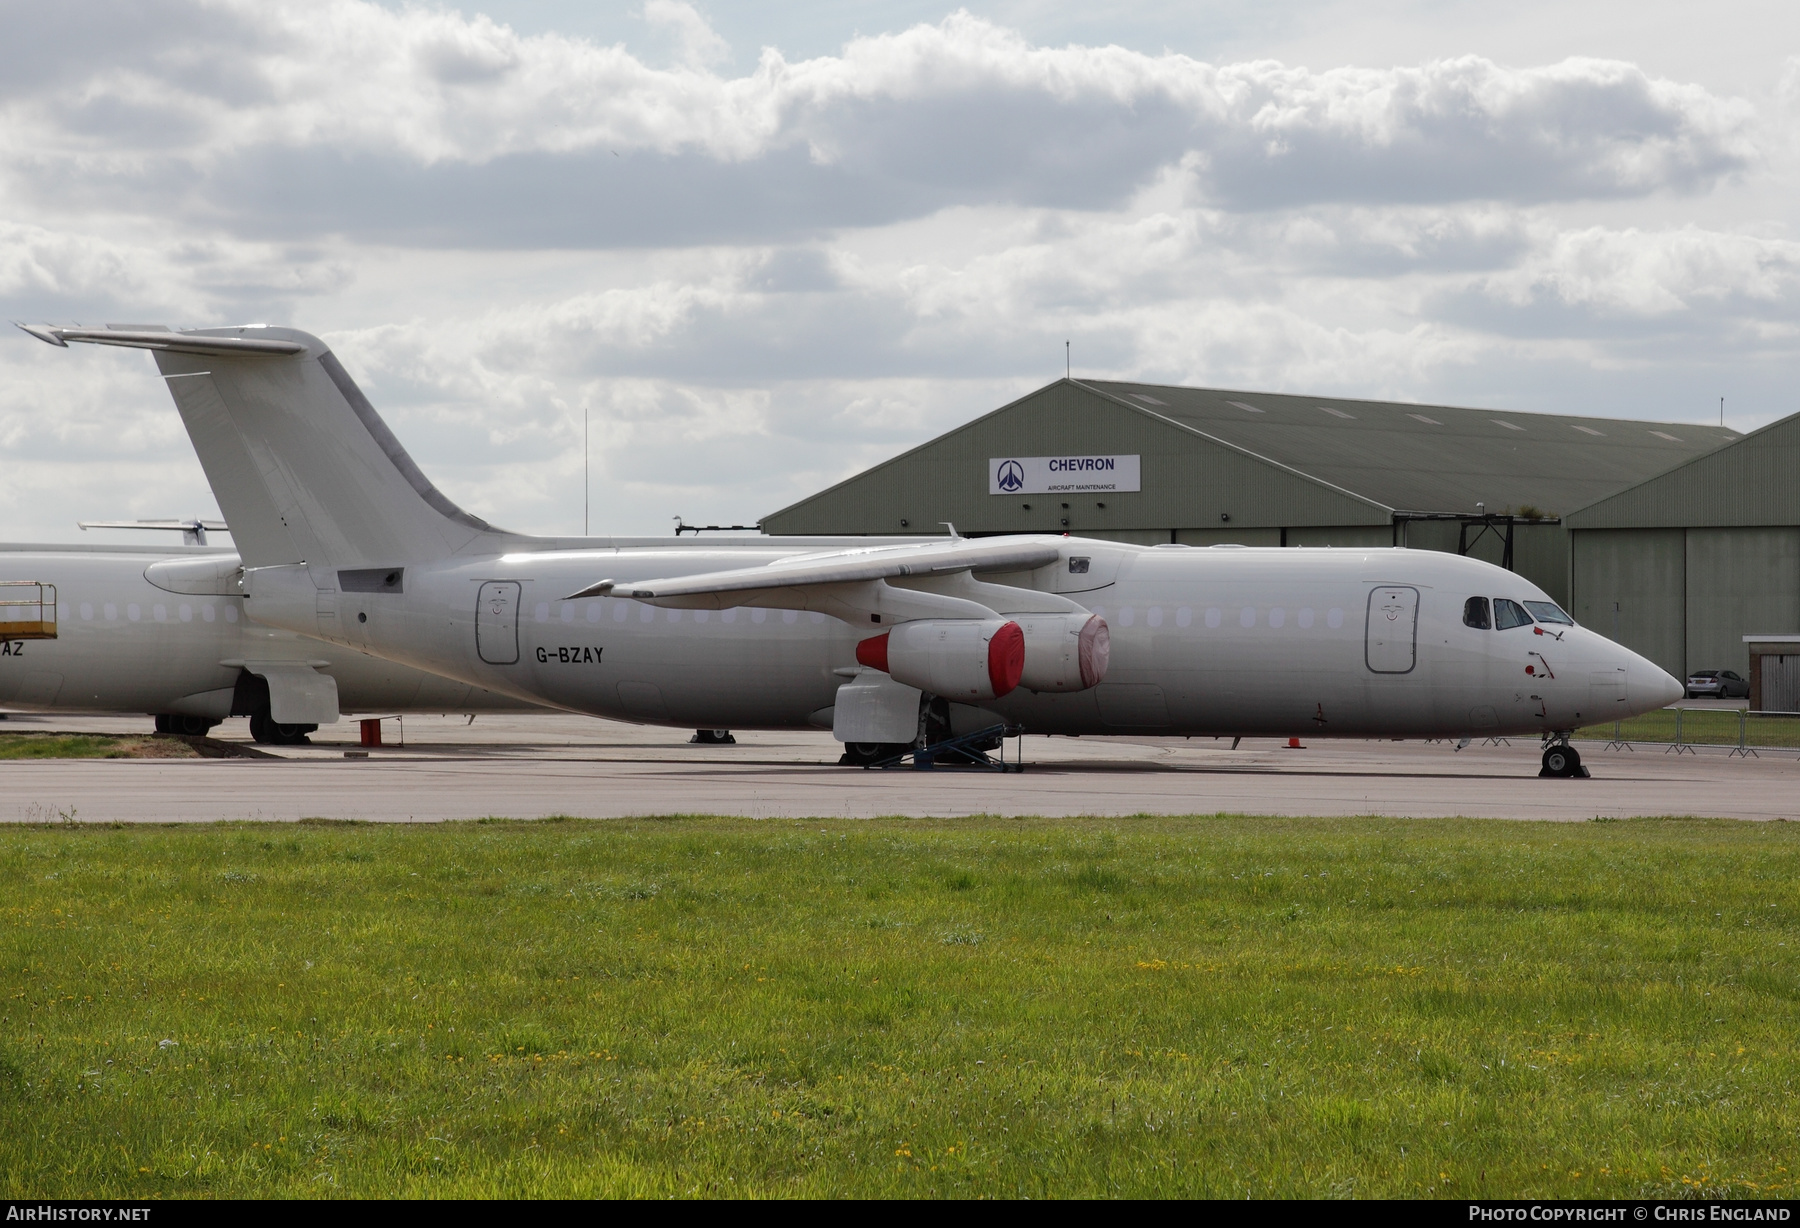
top-left (249, 714), bottom-right (316, 746)
top-left (840, 741), bottom-right (909, 767)
top-left (1540, 734), bottom-right (1590, 779)
top-left (153, 713), bottom-right (219, 737)
top-left (690, 729), bottom-right (736, 745)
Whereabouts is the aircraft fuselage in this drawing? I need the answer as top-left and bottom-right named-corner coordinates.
top-left (265, 537), bottom-right (1675, 739)
top-left (0, 547), bottom-right (538, 719)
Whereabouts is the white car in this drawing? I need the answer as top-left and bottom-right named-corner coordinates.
top-left (1685, 669), bottom-right (1749, 700)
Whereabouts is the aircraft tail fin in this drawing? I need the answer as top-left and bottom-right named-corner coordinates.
top-left (20, 324), bottom-right (514, 571)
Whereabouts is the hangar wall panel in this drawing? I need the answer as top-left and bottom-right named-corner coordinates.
top-left (1569, 529), bottom-right (1686, 678)
top-left (1567, 411), bottom-right (1800, 687)
top-left (1399, 521), bottom-right (1462, 555)
top-left (1283, 527), bottom-right (1393, 549)
top-left (1511, 527), bottom-right (1571, 608)
top-left (1175, 528), bottom-right (1282, 547)
top-left (1077, 529), bottom-right (1185, 546)
top-left (1567, 413), bottom-right (1800, 530)
top-left (1684, 528), bottom-right (1800, 677)
top-left (1398, 522), bottom-right (1569, 606)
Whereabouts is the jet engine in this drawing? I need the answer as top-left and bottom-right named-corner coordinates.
top-left (1014, 612), bottom-right (1110, 692)
top-left (855, 618), bottom-right (1025, 701)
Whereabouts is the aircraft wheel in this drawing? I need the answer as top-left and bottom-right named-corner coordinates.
top-left (1541, 744), bottom-right (1581, 778)
top-left (250, 714), bottom-right (316, 746)
top-left (839, 741), bottom-right (907, 767)
top-left (153, 714), bottom-right (219, 737)
top-left (689, 729), bottom-right (736, 745)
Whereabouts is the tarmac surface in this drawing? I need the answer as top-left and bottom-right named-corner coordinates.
top-left (2, 709), bottom-right (1795, 824)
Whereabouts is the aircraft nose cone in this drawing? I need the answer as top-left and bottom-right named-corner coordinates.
top-left (1648, 665), bottom-right (1684, 709)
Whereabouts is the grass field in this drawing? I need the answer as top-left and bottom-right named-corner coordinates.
top-left (1576, 708), bottom-right (1800, 750)
top-left (2, 815), bottom-right (1797, 1199)
top-left (0, 733), bottom-right (199, 760)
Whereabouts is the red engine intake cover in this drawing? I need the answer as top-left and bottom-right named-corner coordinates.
top-left (855, 633), bottom-right (890, 672)
top-left (988, 621), bottom-right (1025, 697)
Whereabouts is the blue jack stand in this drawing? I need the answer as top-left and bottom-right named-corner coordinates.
top-left (868, 723), bottom-right (1024, 772)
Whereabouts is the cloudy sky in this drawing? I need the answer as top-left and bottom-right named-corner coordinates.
top-left (3, 0), bottom-right (1797, 542)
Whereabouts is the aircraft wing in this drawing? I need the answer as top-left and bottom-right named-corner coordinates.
top-left (17, 324), bottom-right (305, 357)
top-left (567, 537), bottom-right (1063, 602)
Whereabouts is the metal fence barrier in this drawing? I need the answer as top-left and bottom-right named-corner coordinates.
top-left (1584, 706), bottom-right (1800, 757)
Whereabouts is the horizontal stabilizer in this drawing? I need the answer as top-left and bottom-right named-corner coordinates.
top-left (80, 517), bottom-right (229, 546)
top-left (567, 537), bottom-right (1063, 602)
top-left (16, 323), bottom-right (305, 357)
top-left (80, 519), bottom-right (228, 532)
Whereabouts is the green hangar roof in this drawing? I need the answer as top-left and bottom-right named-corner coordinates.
top-left (761, 378), bottom-right (1738, 537)
top-left (1565, 407), bottom-right (1800, 529)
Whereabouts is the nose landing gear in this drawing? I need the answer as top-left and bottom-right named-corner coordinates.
top-left (1540, 734), bottom-right (1590, 778)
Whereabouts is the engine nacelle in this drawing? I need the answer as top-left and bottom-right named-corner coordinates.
top-left (1015, 612), bottom-right (1110, 692)
top-left (855, 618), bottom-right (1024, 701)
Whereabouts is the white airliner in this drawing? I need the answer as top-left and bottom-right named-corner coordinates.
top-left (0, 539), bottom-right (538, 742)
top-left (19, 323), bottom-right (1683, 776)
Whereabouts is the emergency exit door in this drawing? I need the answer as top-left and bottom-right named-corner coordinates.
top-left (476, 581), bottom-right (521, 664)
top-left (1365, 585), bottom-right (1419, 673)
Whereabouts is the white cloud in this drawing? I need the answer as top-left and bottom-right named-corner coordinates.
top-left (1483, 226), bottom-right (1800, 317)
top-left (0, 1), bottom-right (1795, 543)
top-left (0, 6), bottom-right (1759, 252)
top-left (643, 1), bottom-right (731, 70)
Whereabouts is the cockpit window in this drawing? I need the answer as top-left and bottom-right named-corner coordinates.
top-left (1524, 601), bottom-right (1574, 626)
top-left (1463, 596), bottom-right (1491, 629)
top-left (1493, 598), bottom-right (1533, 630)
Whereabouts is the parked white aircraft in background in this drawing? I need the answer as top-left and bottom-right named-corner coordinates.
top-left (0, 538), bottom-right (538, 743)
top-left (20, 323), bottom-right (1684, 776)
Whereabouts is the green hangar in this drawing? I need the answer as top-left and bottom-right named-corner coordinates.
top-left (1564, 410), bottom-right (1800, 698)
top-left (762, 378), bottom-right (1741, 610)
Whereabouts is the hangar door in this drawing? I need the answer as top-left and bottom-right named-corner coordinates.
top-left (1765, 655), bottom-right (1800, 713)
top-left (1365, 586), bottom-right (1419, 674)
top-left (477, 581), bottom-right (521, 664)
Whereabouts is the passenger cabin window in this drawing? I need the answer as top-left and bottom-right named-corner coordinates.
top-left (1493, 598), bottom-right (1533, 630)
top-left (1523, 601), bottom-right (1574, 626)
top-left (1463, 596), bottom-right (1491, 629)
top-left (1068, 557), bottom-right (1091, 574)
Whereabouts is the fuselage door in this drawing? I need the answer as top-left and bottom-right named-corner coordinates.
top-left (1365, 585), bottom-right (1419, 674)
top-left (476, 581), bottom-right (522, 665)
